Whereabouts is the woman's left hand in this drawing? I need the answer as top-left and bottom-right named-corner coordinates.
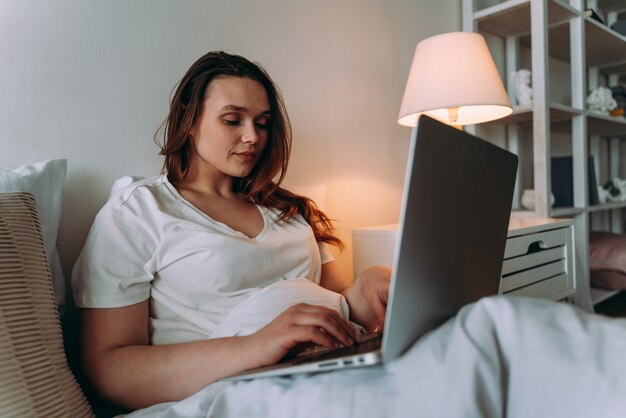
top-left (342, 266), bottom-right (391, 333)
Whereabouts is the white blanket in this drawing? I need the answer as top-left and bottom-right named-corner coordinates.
top-left (123, 296), bottom-right (626, 418)
top-left (210, 278), bottom-right (362, 338)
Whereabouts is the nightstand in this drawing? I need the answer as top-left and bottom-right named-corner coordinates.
top-left (352, 217), bottom-right (576, 302)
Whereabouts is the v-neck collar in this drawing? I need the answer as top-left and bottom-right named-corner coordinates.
top-left (163, 175), bottom-right (268, 240)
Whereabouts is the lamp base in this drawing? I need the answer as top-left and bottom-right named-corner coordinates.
top-left (447, 107), bottom-right (463, 130)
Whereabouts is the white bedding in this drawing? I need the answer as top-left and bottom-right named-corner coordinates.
top-left (123, 296), bottom-right (626, 418)
top-left (210, 278), bottom-right (361, 338)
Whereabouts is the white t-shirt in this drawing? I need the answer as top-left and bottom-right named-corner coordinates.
top-left (71, 175), bottom-right (333, 345)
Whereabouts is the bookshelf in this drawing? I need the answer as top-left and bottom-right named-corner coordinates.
top-left (463, 0), bottom-right (626, 309)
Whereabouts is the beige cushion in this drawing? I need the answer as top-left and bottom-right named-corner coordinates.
top-left (589, 231), bottom-right (626, 272)
top-left (0, 192), bottom-right (93, 417)
top-left (589, 231), bottom-right (626, 290)
top-left (590, 269), bottom-right (626, 291)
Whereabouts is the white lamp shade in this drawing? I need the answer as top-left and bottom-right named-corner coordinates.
top-left (398, 32), bottom-right (512, 127)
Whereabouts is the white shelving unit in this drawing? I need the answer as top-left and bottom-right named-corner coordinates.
top-left (463, 0), bottom-right (626, 309)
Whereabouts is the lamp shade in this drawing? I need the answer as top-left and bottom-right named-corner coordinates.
top-left (398, 32), bottom-right (512, 127)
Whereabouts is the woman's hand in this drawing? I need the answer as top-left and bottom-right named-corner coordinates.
top-left (245, 303), bottom-right (358, 367)
top-left (342, 266), bottom-right (391, 333)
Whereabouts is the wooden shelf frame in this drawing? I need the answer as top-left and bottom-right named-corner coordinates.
top-left (518, 13), bottom-right (626, 66)
top-left (484, 104), bottom-right (626, 138)
top-left (473, 0), bottom-right (578, 38)
top-left (463, 0), bottom-right (626, 310)
top-left (485, 102), bottom-right (582, 126)
top-left (588, 201), bottom-right (626, 212)
top-left (551, 207), bottom-right (586, 217)
top-left (597, 0), bottom-right (626, 14)
top-left (598, 60), bottom-right (626, 78)
top-left (590, 286), bottom-right (621, 305)
top-left (587, 112), bottom-right (626, 136)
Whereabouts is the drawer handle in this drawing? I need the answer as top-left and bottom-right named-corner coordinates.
top-left (527, 240), bottom-right (547, 254)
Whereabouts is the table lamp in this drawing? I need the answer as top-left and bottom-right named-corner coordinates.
top-left (398, 32), bottom-right (512, 128)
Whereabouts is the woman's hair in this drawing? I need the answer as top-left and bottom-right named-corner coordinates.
top-left (156, 51), bottom-right (342, 249)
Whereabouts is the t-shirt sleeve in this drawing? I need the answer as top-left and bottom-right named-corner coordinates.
top-left (318, 242), bottom-right (334, 265)
top-left (72, 204), bottom-right (157, 308)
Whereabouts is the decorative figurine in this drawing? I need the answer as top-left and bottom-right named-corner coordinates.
top-left (600, 178), bottom-right (626, 203)
top-left (520, 189), bottom-right (555, 210)
top-left (586, 86), bottom-right (617, 114)
top-left (510, 69), bottom-right (533, 106)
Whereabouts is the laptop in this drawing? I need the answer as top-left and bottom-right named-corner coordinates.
top-left (222, 115), bottom-right (518, 381)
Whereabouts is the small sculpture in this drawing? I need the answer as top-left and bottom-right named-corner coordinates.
top-left (598, 186), bottom-right (610, 204)
top-left (510, 69), bottom-right (533, 106)
top-left (520, 189), bottom-right (555, 210)
top-left (586, 86), bottom-right (617, 114)
top-left (599, 178), bottom-right (626, 203)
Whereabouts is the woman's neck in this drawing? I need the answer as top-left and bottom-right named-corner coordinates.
top-left (180, 165), bottom-right (237, 199)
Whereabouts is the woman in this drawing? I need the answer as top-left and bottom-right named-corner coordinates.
top-left (72, 51), bottom-right (390, 410)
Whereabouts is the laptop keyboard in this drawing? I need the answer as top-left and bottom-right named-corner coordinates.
top-left (291, 333), bottom-right (382, 365)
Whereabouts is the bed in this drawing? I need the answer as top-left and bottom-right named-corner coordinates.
top-left (123, 294), bottom-right (626, 418)
top-left (2, 161), bottom-right (626, 418)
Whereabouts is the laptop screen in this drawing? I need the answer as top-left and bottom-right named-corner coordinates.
top-left (381, 115), bottom-right (518, 362)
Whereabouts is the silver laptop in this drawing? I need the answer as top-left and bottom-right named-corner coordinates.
top-left (222, 115), bottom-right (518, 381)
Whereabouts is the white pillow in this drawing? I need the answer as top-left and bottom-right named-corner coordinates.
top-left (0, 159), bottom-right (67, 310)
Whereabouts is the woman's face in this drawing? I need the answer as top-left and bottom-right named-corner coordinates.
top-left (189, 75), bottom-right (271, 180)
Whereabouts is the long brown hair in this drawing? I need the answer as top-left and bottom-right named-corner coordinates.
top-left (156, 51), bottom-right (342, 249)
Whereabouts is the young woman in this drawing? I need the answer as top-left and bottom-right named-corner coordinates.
top-left (72, 51), bottom-right (390, 410)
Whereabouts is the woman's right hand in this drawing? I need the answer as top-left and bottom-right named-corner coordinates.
top-left (245, 303), bottom-right (358, 367)
top-left (80, 302), bottom-right (357, 408)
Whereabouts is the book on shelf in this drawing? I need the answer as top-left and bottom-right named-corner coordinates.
top-left (611, 21), bottom-right (626, 36)
top-left (588, 157), bottom-right (599, 205)
top-left (584, 8), bottom-right (604, 25)
top-left (551, 156), bottom-right (599, 207)
top-left (611, 85), bottom-right (626, 110)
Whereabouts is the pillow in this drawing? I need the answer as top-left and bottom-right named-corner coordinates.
top-left (0, 159), bottom-right (67, 311)
top-left (0, 192), bottom-right (93, 417)
top-left (589, 231), bottom-right (626, 273)
top-left (590, 269), bottom-right (626, 290)
top-left (589, 231), bottom-right (626, 290)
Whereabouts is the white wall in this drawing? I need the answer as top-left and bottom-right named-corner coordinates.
top-left (0, 0), bottom-right (460, 291)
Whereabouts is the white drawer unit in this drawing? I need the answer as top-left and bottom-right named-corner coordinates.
top-left (352, 217), bottom-right (576, 302)
top-left (501, 218), bottom-right (575, 301)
